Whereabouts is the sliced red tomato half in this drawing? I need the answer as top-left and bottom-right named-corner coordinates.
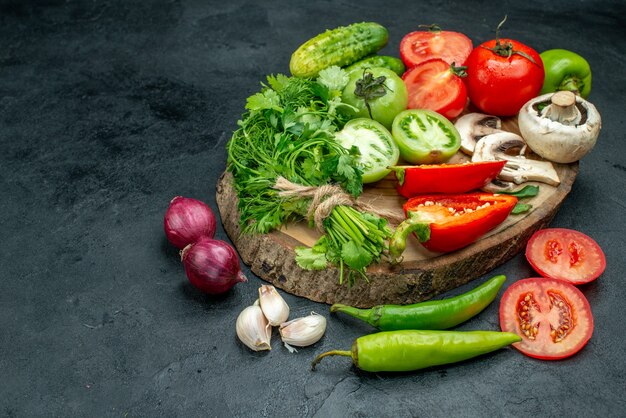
top-left (402, 58), bottom-right (468, 120)
top-left (399, 30), bottom-right (473, 68)
top-left (500, 278), bottom-right (594, 360)
top-left (526, 228), bottom-right (606, 285)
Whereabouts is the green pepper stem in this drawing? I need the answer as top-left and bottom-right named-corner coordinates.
top-left (311, 350), bottom-right (352, 371)
top-left (558, 75), bottom-right (583, 96)
top-left (330, 303), bottom-right (372, 320)
top-left (389, 212), bottom-right (431, 264)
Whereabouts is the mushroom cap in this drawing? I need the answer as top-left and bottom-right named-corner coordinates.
top-left (518, 93), bottom-right (602, 163)
top-left (454, 112), bottom-right (503, 155)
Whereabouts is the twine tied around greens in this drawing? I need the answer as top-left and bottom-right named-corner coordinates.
top-left (273, 176), bottom-right (404, 233)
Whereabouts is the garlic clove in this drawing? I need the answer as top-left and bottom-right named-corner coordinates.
top-left (236, 305), bottom-right (272, 352)
top-left (258, 285), bottom-right (290, 326)
top-left (279, 312), bottom-right (327, 348)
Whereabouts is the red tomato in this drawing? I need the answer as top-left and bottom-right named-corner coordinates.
top-left (400, 30), bottom-right (473, 68)
top-left (464, 39), bottom-right (544, 116)
top-left (526, 228), bottom-right (606, 285)
top-left (402, 59), bottom-right (468, 120)
top-left (500, 278), bottom-right (593, 360)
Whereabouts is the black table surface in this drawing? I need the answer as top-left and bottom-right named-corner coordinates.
top-left (2, 0), bottom-right (625, 416)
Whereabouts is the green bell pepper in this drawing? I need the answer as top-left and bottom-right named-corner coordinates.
top-left (540, 49), bottom-right (592, 98)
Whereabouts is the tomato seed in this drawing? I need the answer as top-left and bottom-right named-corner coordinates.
top-left (568, 240), bottom-right (584, 267)
top-left (545, 239), bottom-right (563, 263)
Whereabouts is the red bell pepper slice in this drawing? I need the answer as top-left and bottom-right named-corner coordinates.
top-left (389, 193), bottom-right (518, 259)
top-left (393, 160), bottom-right (506, 198)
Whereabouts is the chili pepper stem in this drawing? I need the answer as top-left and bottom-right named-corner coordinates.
top-left (311, 350), bottom-right (352, 371)
top-left (330, 303), bottom-right (374, 324)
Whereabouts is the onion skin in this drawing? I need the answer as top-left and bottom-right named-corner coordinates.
top-left (180, 237), bottom-right (247, 294)
top-left (164, 196), bottom-right (217, 249)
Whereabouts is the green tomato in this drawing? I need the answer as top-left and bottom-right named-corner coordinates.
top-left (342, 67), bottom-right (408, 130)
top-left (391, 109), bottom-right (461, 164)
top-left (335, 118), bottom-right (399, 183)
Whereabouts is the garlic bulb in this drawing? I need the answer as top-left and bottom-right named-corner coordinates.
top-left (279, 312), bottom-right (327, 349)
top-left (236, 305), bottom-right (271, 351)
top-left (258, 285), bottom-right (290, 326)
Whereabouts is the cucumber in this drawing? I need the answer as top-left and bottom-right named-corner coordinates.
top-left (344, 55), bottom-right (406, 76)
top-left (290, 22), bottom-right (389, 78)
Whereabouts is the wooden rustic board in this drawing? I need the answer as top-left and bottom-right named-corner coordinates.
top-left (216, 117), bottom-right (579, 308)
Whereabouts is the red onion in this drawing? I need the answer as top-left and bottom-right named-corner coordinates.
top-left (180, 237), bottom-right (247, 294)
top-left (164, 196), bottom-right (217, 249)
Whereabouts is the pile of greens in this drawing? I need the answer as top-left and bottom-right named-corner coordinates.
top-left (227, 68), bottom-right (392, 285)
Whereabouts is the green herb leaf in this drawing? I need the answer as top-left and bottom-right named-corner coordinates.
top-left (341, 240), bottom-right (373, 271)
top-left (317, 66), bottom-right (350, 92)
top-left (266, 74), bottom-right (290, 93)
top-left (294, 246), bottom-right (328, 270)
top-left (245, 90), bottom-right (282, 112)
top-left (512, 203), bottom-right (532, 214)
top-left (500, 185), bottom-right (540, 199)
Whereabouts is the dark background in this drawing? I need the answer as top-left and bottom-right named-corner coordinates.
top-left (2, 0), bottom-right (625, 416)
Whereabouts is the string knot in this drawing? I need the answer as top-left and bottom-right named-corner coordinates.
top-left (273, 177), bottom-right (403, 233)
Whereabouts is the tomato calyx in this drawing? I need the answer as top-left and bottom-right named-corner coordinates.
top-left (353, 70), bottom-right (390, 119)
top-left (450, 62), bottom-right (468, 78)
top-left (481, 15), bottom-right (539, 66)
top-left (418, 23), bottom-right (442, 33)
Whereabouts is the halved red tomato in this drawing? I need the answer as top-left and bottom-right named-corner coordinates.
top-left (526, 228), bottom-right (606, 285)
top-left (402, 58), bottom-right (468, 120)
top-left (399, 29), bottom-right (473, 68)
top-left (500, 278), bottom-right (593, 360)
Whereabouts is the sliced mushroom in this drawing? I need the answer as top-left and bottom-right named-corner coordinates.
top-left (472, 132), bottom-right (560, 186)
top-left (518, 91), bottom-right (602, 163)
top-left (481, 178), bottom-right (517, 193)
top-left (454, 113), bottom-right (504, 155)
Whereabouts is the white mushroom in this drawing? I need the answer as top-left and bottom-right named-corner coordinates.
top-left (454, 113), bottom-right (504, 155)
top-left (518, 91), bottom-right (602, 163)
top-left (472, 132), bottom-right (560, 186)
top-left (481, 178), bottom-right (518, 193)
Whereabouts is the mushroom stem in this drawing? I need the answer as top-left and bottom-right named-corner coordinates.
top-left (541, 91), bottom-right (582, 126)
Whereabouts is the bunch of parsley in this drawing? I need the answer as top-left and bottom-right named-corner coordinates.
top-left (227, 68), bottom-right (391, 285)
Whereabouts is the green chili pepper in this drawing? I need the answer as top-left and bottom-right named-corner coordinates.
top-left (330, 275), bottom-right (505, 331)
top-left (540, 49), bottom-right (592, 98)
top-left (311, 330), bottom-right (521, 372)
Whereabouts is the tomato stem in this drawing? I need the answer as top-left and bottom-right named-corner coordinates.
top-left (418, 23), bottom-right (442, 33)
top-left (482, 15), bottom-right (539, 66)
